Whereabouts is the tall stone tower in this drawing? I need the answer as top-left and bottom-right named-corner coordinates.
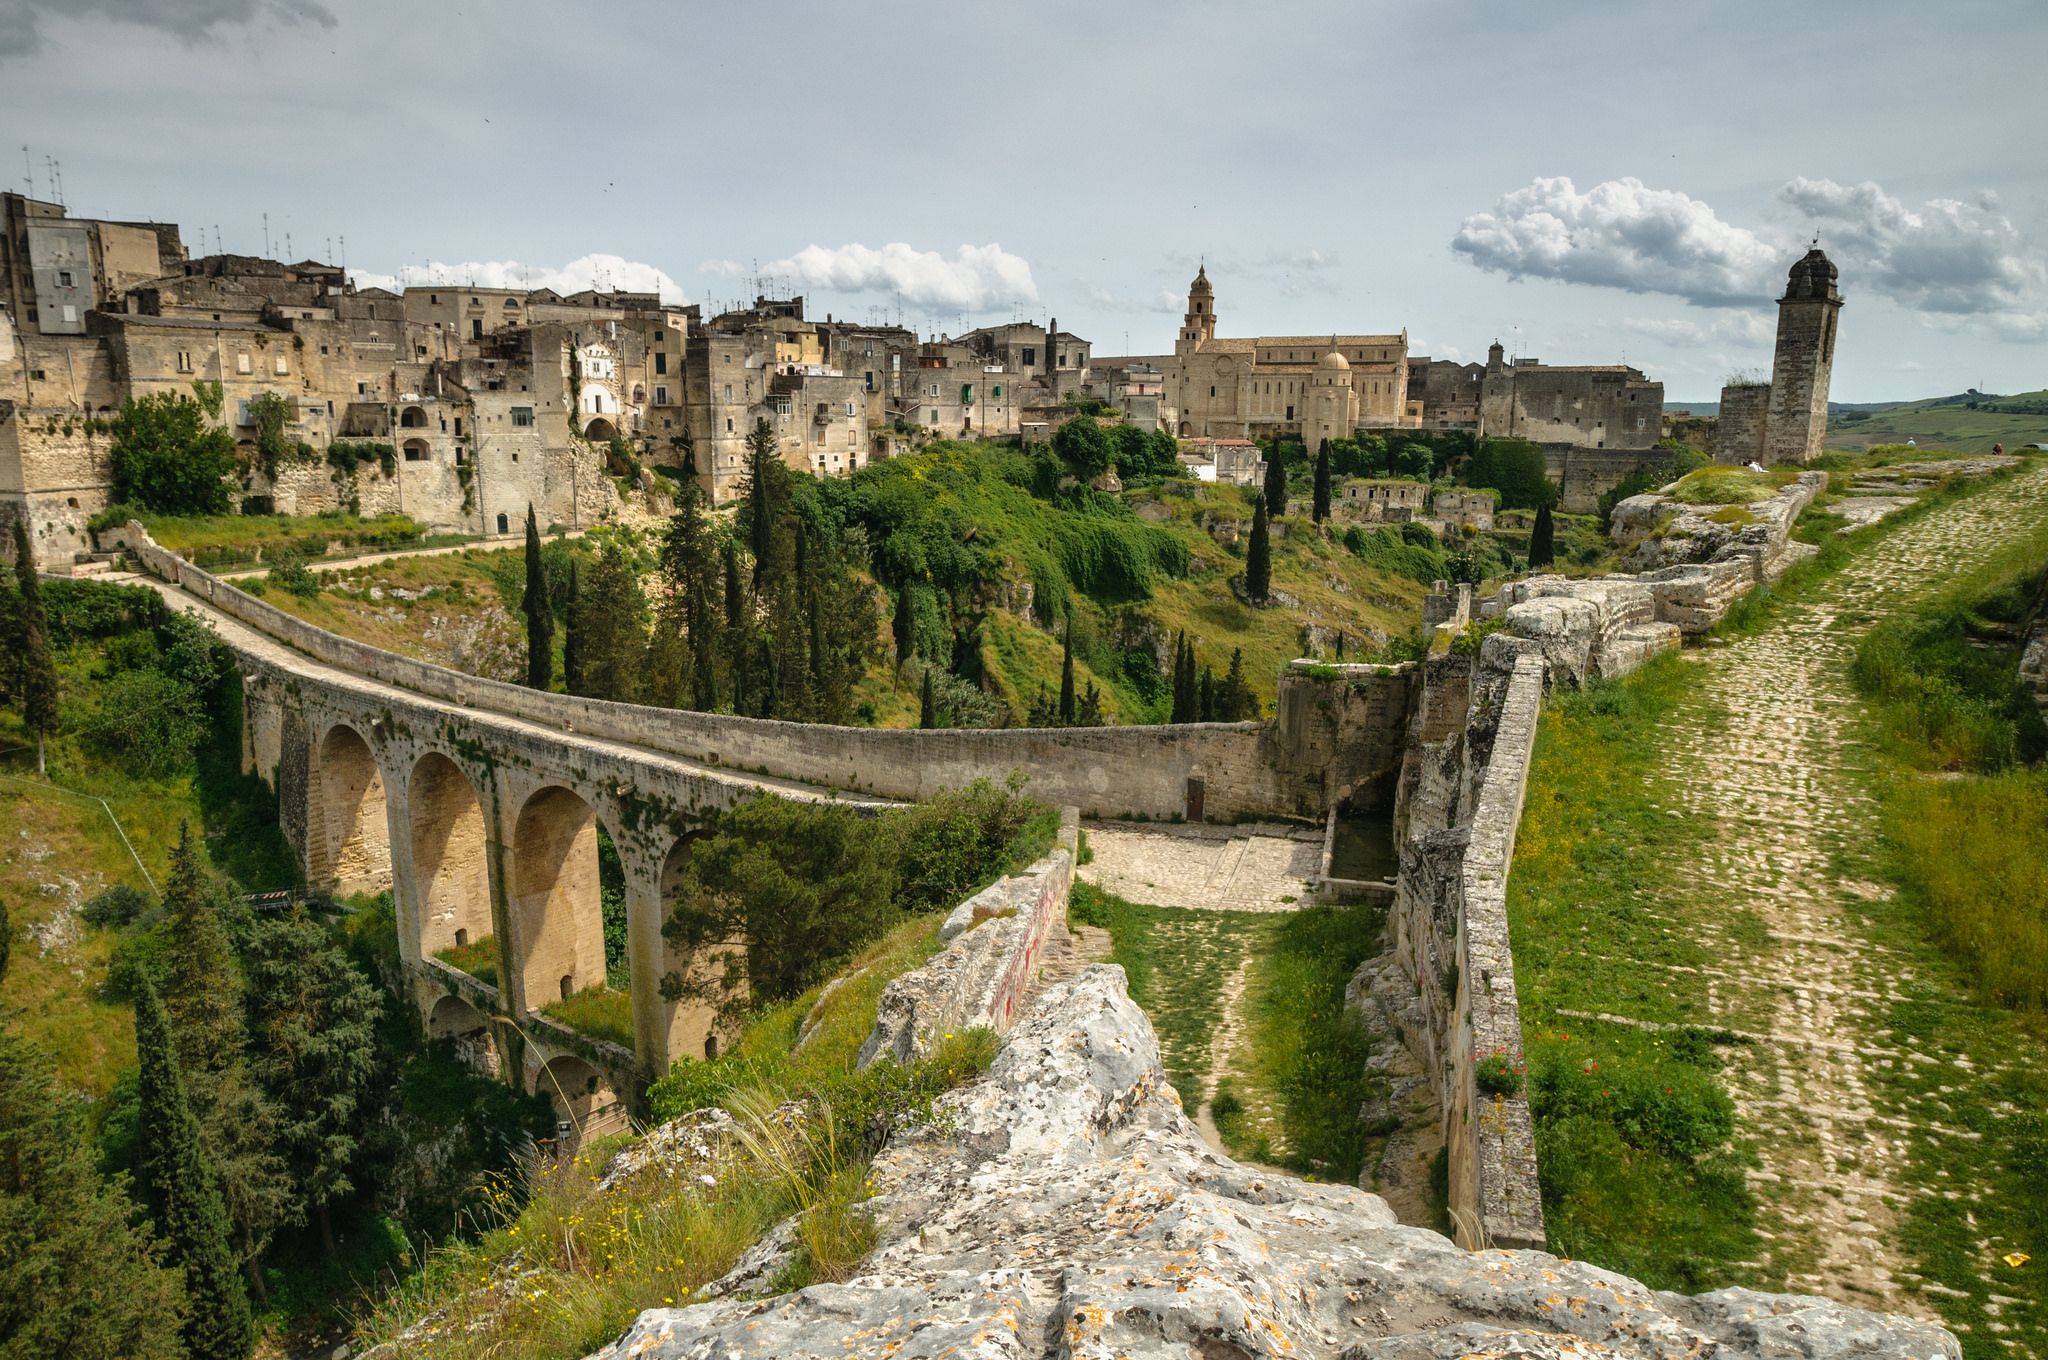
top-left (1178, 264), bottom-right (1216, 354)
top-left (1302, 343), bottom-right (1356, 453)
top-left (1764, 247), bottom-right (1843, 466)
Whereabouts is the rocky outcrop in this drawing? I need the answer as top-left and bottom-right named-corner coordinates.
top-left (592, 967), bottom-right (1957, 1360)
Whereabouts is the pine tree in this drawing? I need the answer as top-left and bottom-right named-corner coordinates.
top-left (520, 504), bottom-right (552, 690)
top-left (892, 583), bottom-right (914, 665)
top-left (577, 541), bottom-right (647, 704)
top-left (659, 483), bottom-right (723, 712)
top-left (1245, 493), bottom-right (1272, 605)
top-left (243, 907), bottom-right (383, 1257)
top-left (742, 418), bottom-right (785, 589)
top-left (1058, 621), bottom-right (1076, 725)
top-left (155, 825), bottom-right (290, 1304)
top-left (1198, 666), bottom-right (1217, 721)
top-left (1261, 444), bottom-right (1288, 519)
top-left (1169, 633), bottom-right (1197, 723)
top-left (12, 521), bottom-right (57, 775)
top-left (1076, 681), bottom-right (1103, 727)
top-left (1218, 647), bottom-right (1258, 722)
top-left (561, 558), bottom-right (584, 696)
top-left (1313, 438), bottom-right (1333, 524)
top-left (0, 1020), bottom-right (188, 1359)
top-left (134, 980), bottom-right (254, 1360)
top-left (722, 540), bottom-right (748, 714)
top-left (1529, 503), bottom-right (1556, 568)
top-left (918, 667), bottom-right (937, 729)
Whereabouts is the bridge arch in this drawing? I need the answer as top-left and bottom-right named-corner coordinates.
top-left (657, 827), bottom-right (733, 1060)
top-left (510, 785), bottom-right (611, 1009)
top-left (314, 722), bottom-right (391, 894)
top-left (409, 752), bottom-right (493, 964)
top-left (533, 1052), bottom-right (616, 1135)
top-left (426, 993), bottom-right (499, 1075)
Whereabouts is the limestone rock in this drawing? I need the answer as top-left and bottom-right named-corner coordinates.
top-left (589, 967), bottom-right (1957, 1360)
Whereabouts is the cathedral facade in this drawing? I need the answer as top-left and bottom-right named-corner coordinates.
top-left (1164, 266), bottom-right (1417, 442)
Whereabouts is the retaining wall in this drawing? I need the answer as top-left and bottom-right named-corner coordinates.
top-left (859, 811), bottom-right (1080, 1067)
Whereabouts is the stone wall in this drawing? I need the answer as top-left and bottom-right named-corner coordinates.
top-left (859, 810), bottom-right (1079, 1067)
top-left (0, 404), bottom-right (114, 562)
top-left (1712, 383), bottom-right (1771, 465)
top-left (1539, 444), bottom-right (1678, 514)
top-left (130, 523), bottom-right (1413, 823)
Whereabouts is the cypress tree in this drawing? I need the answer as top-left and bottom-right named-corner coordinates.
top-left (1261, 443), bottom-right (1288, 519)
top-left (12, 521), bottom-right (57, 775)
top-left (577, 541), bottom-right (647, 704)
top-left (135, 979), bottom-right (254, 1360)
top-left (661, 483), bottom-right (722, 712)
top-left (561, 558), bottom-right (584, 696)
top-left (1058, 621), bottom-right (1076, 725)
top-left (1313, 438), bottom-right (1333, 524)
top-left (0, 1020), bottom-right (187, 1359)
top-left (1198, 666), bottom-right (1217, 721)
top-left (1219, 647), bottom-right (1257, 722)
top-left (1246, 493), bottom-right (1272, 605)
top-left (243, 907), bottom-right (383, 1257)
top-left (743, 418), bottom-right (783, 588)
top-left (892, 583), bottom-right (914, 665)
top-left (1169, 633), bottom-right (1195, 723)
top-left (918, 667), bottom-right (936, 729)
top-left (1076, 681), bottom-right (1103, 727)
top-left (1529, 503), bottom-right (1556, 568)
top-left (520, 504), bottom-right (552, 690)
top-left (0, 897), bottom-right (8, 984)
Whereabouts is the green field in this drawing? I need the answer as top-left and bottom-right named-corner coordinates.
top-left (1828, 389), bottom-right (2048, 453)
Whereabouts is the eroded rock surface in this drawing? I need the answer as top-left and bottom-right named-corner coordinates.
top-left (591, 967), bottom-right (1957, 1360)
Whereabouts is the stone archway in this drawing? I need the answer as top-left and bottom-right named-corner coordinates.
top-left (315, 723), bottom-right (390, 895)
top-left (510, 786), bottom-right (609, 1009)
top-left (534, 1052), bottom-right (617, 1135)
top-left (426, 993), bottom-right (499, 1076)
top-left (584, 416), bottom-right (617, 442)
top-left (409, 753), bottom-right (492, 963)
top-left (657, 829), bottom-right (734, 1060)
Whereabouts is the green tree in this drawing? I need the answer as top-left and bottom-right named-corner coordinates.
top-left (109, 389), bottom-right (238, 516)
top-left (1217, 647), bottom-right (1258, 722)
top-left (561, 558), bottom-right (584, 696)
top-left (1052, 415), bottom-right (1112, 482)
top-left (893, 582), bottom-right (914, 665)
top-left (0, 899), bottom-right (8, 983)
top-left (1313, 438), bottom-right (1333, 523)
top-left (243, 908), bottom-right (383, 1256)
top-left (1464, 438), bottom-right (1556, 510)
top-left (722, 541), bottom-right (748, 714)
top-left (919, 667), bottom-right (936, 729)
top-left (0, 1020), bottom-right (187, 1360)
top-left (153, 827), bottom-right (291, 1302)
top-left (1246, 493), bottom-right (1272, 605)
top-left (1058, 621), bottom-right (1076, 725)
top-left (741, 419), bottom-right (787, 589)
top-left (1170, 632), bottom-right (1198, 724)
top-left (1529, 503), bottom-right (1556, 568)
top-left (11, 522), bottom-right (57, 775)
top-left (134, 980), bottom-right (254, 1360)
top-left (1076, 680), bottom-right (1104, 726)
top-left (575, 541), bottom-right (648, 703)
top-left (1262, 444), bottom-right (1289, 518)
top-left (521, 504), bottom-right (553, 690)
top-left (658, 483), bottom-right (723, 711)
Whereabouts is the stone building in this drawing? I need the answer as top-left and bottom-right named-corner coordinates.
top-left (1337, 478), bottom-right (1428, 523)
top-left (1712, 249), bottom-right (1843, 467)
top-left (1474, 343), bottom-right (1662, 449)
top-left (1157, 266), bottom-right (1416, 441)
top-left (1407, 358), bottom-right (1485, 431)
top-left (1, 192), bottom-right (185, 337)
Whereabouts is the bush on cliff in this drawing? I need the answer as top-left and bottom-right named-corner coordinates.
top-left (109, 388), bottom-right (239, 517)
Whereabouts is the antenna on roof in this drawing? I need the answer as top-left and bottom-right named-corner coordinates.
top-left (339, 234), bottom-right (346, 271)
top-left (50, 157), bottom-right (63, 207)
top-left (263, 212), bottom-right (271, 258)
top-left (20, 145), bottom-right (31, 199)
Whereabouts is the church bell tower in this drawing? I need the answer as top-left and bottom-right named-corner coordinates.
top-left (1178, 263), bottom-right (1216, 354)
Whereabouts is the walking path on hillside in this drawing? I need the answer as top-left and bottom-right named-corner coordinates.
top-left (1559, 465), bottom-right (2048, 1346)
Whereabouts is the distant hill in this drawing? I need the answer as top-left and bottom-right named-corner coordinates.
top-left (1828, 389), bottom-right (2048, 452)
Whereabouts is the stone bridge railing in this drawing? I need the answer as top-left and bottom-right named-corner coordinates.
top-left (125, 523), bottom-right (1413, 825)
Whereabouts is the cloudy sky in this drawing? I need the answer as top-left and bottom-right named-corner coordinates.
top-left (2, 0), bottom-right (2042, 400)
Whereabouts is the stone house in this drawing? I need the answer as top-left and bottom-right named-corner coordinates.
top-left (1337, 478), bottom-right (1428, 523)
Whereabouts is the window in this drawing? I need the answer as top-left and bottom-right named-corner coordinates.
top-left (28, 368), bottom-right (44, 381)
top-left (319, 344), bottom-right (329, 354)
top-left (356, 382), bottom-right (368, 395)
top-left (723, 383), bottom-right (733, 401)
top-left (845, 400), bottom-right (856, 416)
top-left (929, 383), bottom-right (940, 397)
top-left (453, 416), bottom-right (464, 436)
top-left (1058, 352), bottom-right (1067, 367)
top-left (725, 418), bottom-right (733, 432)
top-left (654, 351), bottom-right (667, 374)
top-left (1209, 386), bottom-right (1216, 397)
top-left (1022, 346), bottom-right (1036, 366)
top-left (177, 350), bottom-right (194, 373)
top-left (273, 353), bottom-right (288, 375)
top-left (429, 293), bottom-right (439, 303)
top-left (927, 408), bottom-right (938, 424)
top-left (56, 269), bottom-right (73, 287)
top-left (234, 352), bottom-right (251, 374)
top-left (471, 319), bottom-right (483, 339)
top-left (402, 441), bottom-right (428, 461)
top-left (863, 370), bottom-right (874, 391)
top-left (655, 385), bottom-right (669, 406)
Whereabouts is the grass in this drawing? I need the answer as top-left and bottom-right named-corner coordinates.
top-left (135, 509), bottom-right (426, 563)
top-left (435, 934), bottom-right (500, 988)
top-left (542, 986), bottom-right (635, 1049)
top-left (1505, 654), bottom-right (1764, 1291)
top-left (1827, 389), bottom-right (2048, 454)
top-left (258, 545), bottom-right (530, 682)
top-left (1665, 465), bottom-right (1799, 506)
top-left (1067, 883), bottom-right (1268, 1102)
top-left (0, 652), bottom-right (296, 1096)
top-left (1217, 900), bottom-right (1381, 1180)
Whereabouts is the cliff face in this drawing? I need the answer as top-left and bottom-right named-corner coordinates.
top-left (593, 967), bottom-right (1956, 1360)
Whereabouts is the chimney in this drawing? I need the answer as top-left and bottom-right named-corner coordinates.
top-left (1046, 316), bottom-right (1058, 378)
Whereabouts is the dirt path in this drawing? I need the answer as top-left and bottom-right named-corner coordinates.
top-left (1593, 465), bottom-right (2048, 1320)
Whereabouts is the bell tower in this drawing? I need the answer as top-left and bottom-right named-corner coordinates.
top-left (1178, 263), bottom-right (1216, 355)
top-left (1764, 246), bottom-right (1843, 466)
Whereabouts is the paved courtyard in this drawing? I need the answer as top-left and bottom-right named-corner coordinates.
top-left (1078, 821), bottom-right (1322, 913)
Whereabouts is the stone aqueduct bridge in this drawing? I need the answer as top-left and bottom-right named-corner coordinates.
top-left (126, 526), bottom-right (1413, 1123)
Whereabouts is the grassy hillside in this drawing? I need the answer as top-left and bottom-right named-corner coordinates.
top-left (253, 443), bottom-right (1438, 725)
top-left (1828, 389), bottom-right (2048, 453)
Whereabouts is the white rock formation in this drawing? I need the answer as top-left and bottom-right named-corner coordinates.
top-left (591, 967), bottom-right (1957, 1360)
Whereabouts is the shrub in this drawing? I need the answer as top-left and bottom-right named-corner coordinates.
top-left (82, 667), bottom-right (208, 776)
top-left (82, 883), bottom-right (152, 928)
top-left (1475, 1048), bottom-right (1525, 1096)
top-left (109, 390), bottom-right (237, 515)
top-left (265, 545), bottom-right (322, 598)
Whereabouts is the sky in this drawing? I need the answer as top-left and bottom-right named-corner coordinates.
top-left (2, 0), bottom-right (2043, 401)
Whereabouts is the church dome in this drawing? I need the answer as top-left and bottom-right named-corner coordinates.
top-left (1190, 263), bottom-right (1212, 295)
top-left (1318, 348), bottom-right (1350, 372)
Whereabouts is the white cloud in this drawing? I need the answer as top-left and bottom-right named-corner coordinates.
top-left (1618, 313), bottom-right (1774, 347)
top-left (1, 0), bottom-right (334, 59)
top-left (1453, 174), bottom-right (2048, 339)
top-left (761, 242), bottom-right (1038, 312)
top-left (1452, 176), bottom-right (1781, 307)
top-left (698, 258), bottom-right (743, 277)
top-left (350, 254), bottom-right (687, 302)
